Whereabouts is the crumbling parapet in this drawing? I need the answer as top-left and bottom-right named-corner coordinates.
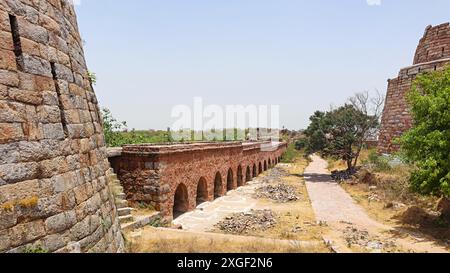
top-left (378, 23), bottom-right (450, 154)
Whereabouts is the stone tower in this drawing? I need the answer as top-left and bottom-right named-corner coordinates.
top-left (378, 23), bottom-right (450, 154)
top-left (0, 0), bottom-right (124, 252)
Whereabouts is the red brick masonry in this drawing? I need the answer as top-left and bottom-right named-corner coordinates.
top-left (109, 141), bottom-right (287, 219)
top-left (378, 23), bottom-right (450, 154)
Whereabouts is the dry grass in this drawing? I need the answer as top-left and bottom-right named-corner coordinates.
top-left (127, 227), bottom-right (326, 253)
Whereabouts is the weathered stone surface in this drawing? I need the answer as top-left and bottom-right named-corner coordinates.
top-left (45, 210), bottom-right (77, 234)
top-left (0, 162), bottom-right (39, 183)
top-left (42, 123), bottom-right (64, 139)
top-left (8, 88), bottom-right (43, 105)
top-left (379, 23), bottom-right (450, 154)
top-left (21, 54), bottom-right (52, 77)
top-left (0, 49), bottom-right (17, 71)
top-left (0, 0), bottom-right (123, 253)
top-left (0, 123), bottom-right (23, 142)
top-left (0, 69), bottom-right (19, 87)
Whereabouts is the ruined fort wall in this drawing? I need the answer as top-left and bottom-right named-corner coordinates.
top-left (378, 23), bottom-right (450, 154)
top-left (0, 0), bottom-right (124, 252)
top-left (112, 142), bottom-right (286, 219)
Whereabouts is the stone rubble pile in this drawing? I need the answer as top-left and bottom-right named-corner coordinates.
top-left (255, 184), bottom-right (299, 203)
top-left (215, 210), bottom-right (276, 234)
top-left (343, 225), bottom-right (396, 252)
top-left (331, 168), bottom-right (359, 182)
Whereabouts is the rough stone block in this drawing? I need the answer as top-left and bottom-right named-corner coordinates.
top-left (0, 69), bottom-right (19, 87)
top-left (0, 49), bottom-right (16, 71)
top-left (45, 210), bottom-right (77, 234)
top-left (8, 88), bottom-right (43, 105)
top-left (21, 54), bottom-right (52, 77)
top-left (0, 162), bottom-right (39, 184)
top-left (42, 123), bottom-right (64, 140)
top-left (0, 123), bottom-right (24, 144)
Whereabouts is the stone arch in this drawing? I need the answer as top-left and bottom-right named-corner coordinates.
top-left (173, 183), bottom-right (189, 218)
top-left (264, 160), bottom-right (268, 171)
top-left (259, 162), bottom-right (263, 174)
top-left (214, 172), bottom-right (223, 199)
top-left (246, 166), bottom-right (252, 182)
top-left (268, 158), bottom-right (272, 167)
top-left (253, 164), bottom-right (257, 178)
top-left (237, 165), bottom-right (244, 187)
top-left (227, 168), bottom-right (234, 191)
top-left (196, 177), bottom-right (208, 206)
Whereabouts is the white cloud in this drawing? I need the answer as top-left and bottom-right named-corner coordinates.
top-left (366, 0), bottom-right (382, 6)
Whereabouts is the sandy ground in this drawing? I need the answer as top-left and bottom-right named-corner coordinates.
top-left (304, 155), bottom-right (449, 253)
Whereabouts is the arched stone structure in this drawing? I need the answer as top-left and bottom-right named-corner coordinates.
top-left (214, 172), bottom-right (223, 199)
top-left (196, 177), bottom-right (208, 206)
top-left (109, 141), bottom-right (287, 219)
top-left (237, 166), bottom-right (244, 187)
top-left (245, 166), bottom-right (252, 182)
top-left (226, 168), bottom-right (234, 191)
top-left (173, 183), bottom-right (189, 218)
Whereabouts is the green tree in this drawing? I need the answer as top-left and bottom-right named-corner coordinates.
top-left (101, 108), bottom-right (128, 147)
top-left (304, 102), bottom-right (380, 170)
top-left (400, 66), bottom-right (450, 197)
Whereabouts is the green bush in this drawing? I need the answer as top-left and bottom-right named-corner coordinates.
top-left (365, 150), bottom-right (392, 172)
top-left (400, 66), bottom-right (450, 197)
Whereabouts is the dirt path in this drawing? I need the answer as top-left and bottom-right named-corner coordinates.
top-left (304, 155), bottom-right (449, 253)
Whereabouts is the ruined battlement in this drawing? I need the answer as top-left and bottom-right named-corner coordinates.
top-left (378, 22), bottom-right (450, 154)
top-left (413, 23), bottom-right (450, 65)
top-left (0, 0), bottom-right (124, 253)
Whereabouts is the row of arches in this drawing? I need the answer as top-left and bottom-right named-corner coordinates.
top-left (173, 155), bottom-right (283, 218)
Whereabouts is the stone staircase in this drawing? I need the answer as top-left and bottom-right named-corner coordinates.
top-left (108, 169), bottom-right (135, 225)
top-left (108, 168), bottom-right (161, 232)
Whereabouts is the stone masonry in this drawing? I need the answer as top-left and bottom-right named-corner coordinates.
top-left (378, 22), bottom-right (450, 154)
top-left (108, 141), bottom-right (287, 220)
top-left (0, 0), bottom-right (124, 252)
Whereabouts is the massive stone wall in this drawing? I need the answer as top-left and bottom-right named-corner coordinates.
top-left (109, 141), bottom-right (287, 220)
top-left (0, 0), bottom-right (124, 252)
top-left (378, 23), bottom-right (450, 154)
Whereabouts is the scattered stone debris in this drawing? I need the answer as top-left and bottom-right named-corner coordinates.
top-left (343, 225), bottom-right (396, 252)
top-left (331, 168), bottom-right (358, 182)
top-left (368, 193), bottom-right (381, 202)
top-left (384, 202), bottom-right (406, 210)
top-left (215, 210), bottom-right (276, 234)
top-left (254, 184), bottom-right (299, 202)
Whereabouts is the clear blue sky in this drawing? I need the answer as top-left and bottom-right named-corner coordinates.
top-left (75, 0), bottom-right (450, 130)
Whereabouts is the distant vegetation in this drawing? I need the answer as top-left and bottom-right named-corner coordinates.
top-left (102, 108), bottom-right (172, 147)
top-left (102, 108), bottom-right (289, 147)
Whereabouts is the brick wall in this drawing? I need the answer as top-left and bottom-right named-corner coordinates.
top-left (378, 23), bottom-right (450, 154)
top-left (110, 142), bottom-right (287, 220)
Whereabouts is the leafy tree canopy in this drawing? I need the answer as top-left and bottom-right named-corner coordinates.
top-left (400, 66), bottom-right (450, 197)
